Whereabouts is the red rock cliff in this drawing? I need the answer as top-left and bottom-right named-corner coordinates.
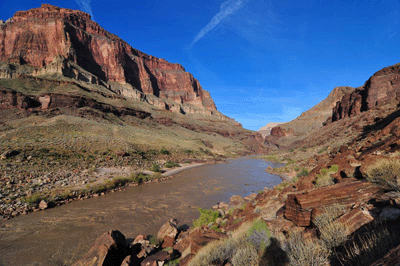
top-left (332, 63), bottom-right (400, 121)
top-left (0, 4), bottom-right (216, 110)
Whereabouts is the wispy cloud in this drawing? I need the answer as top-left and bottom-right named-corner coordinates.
top-left (190, 0), bottom-right (249, 48)
top-left (75, 0), bottom-right (95, 20)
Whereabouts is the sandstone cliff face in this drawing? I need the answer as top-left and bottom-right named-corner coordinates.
top-left (0, 4), bottom-right (216, 112)
top-left (332, 63), bottom-right (400, 121)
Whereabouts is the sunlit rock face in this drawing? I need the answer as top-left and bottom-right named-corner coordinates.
top-left (0, 4), bottom-right (217, 111)
top-left (332, 63), bottom-right (400, 121)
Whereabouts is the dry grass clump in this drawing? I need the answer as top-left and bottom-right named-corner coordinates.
top-left (314, 165), bottom-right (339, 187)
top-left (313, 205), bottom-right (348, 249)
top-left (188, 238), bottom-right (237, 266)
top-left (188, 219), bottom-right (271, 266)
top-left (337, 221), bottom-right (400, 266)
top-left (285, 233), bottom-right (330, 266)
top-left (231, 244), bottom-right (259, 266)
top-left (364, 159), bottom-right (400, 191)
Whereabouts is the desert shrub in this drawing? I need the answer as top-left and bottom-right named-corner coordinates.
top-left (184, 149), bottom-right (194, 154)
top-left (313, 205), bottom-right (348, 249)
top-left (247, 219), bottom-right (271, 252)
top-left (337, 221), bottom-right (400, 266)
top-left (165, 259), bottom-right (179, 266)
top-left (92, 184), bottom-right (106, 194)
top-left (149, 235), bottom-right (161, 246)
top-left (150, 163), bottom-right (162, 172)
top-left (23, 193), bottom-right (45, 206)
top-left (329, 164), bottom-right (339, 173)
top-left (210, 224), bottom-right (219, 231)
top-left (364, 159), bottom-right (400, 191)
top-left (315, 165), bottom-right (339, 187)
top-left (297, 168), bottom-right (309, 178)
top-left (231, 244), bottom-right (259, 266)
top-left (104, 176), bottom-right (130, 189)
top-left (131, 173), bottom-right (146, 184)
top-left (188, 238), bottom-right (237, 266)
top-left (160, 148), bottom-right (170, 155)
top-left (275, 181), bottom-right (290, 191)
top-left (164, 161), bottom-right (180, 168)
top-left (189, 219), bottom-right (273, 266)
top-left (318, 147), bottom-right (328, 154)
top-left (285, 232), bottom-right (330, 266)
top-left (199, 147), bottom-right (212, 155)
top-left (193, 208), bottom-right (220, 227)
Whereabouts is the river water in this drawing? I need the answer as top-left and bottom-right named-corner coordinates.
top-left (0, 156), bottom-right (282, 266)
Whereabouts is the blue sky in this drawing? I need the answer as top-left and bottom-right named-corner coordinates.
top-left (1, 0), bottom-right (400, 130)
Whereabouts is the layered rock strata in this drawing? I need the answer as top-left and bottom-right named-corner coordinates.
top-left (332, 63), bottom-right (400, 121)
top-left (0, 4), bottom-right (220, 116)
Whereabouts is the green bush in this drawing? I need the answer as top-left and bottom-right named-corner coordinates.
top-left (23, 193), bottom-right (45, 206)
top-left (315, 165), bottom-right (339, 187)
top-left (297, 168), bottom-right (309, 178)
top-left (193, 208), bottom-right (220, 227)
top-left (164, 161), bottom-right (180, 168)
top-left (365, 159), bottom-right (400, 191)
top-left (275, 181), bottom-right (290, 191)
top-left (210, 224), bottom-right (219, 231)
top-left (184, 149), bottom-right (194, 155)
top-left (150, 163), bottom-right (162, 172)
top-left (149, 235), bottom-right (161, 246)
top-left (165, 259), bottom-right (179, 266)
top-left (160, 148), bottom-right (170, 155)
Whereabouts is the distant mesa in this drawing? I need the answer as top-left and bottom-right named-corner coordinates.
top-left (258, 122), bottom-right (283, 137)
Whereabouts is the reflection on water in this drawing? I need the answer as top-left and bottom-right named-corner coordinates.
top-left (0, 156), bottom-right (282, 266)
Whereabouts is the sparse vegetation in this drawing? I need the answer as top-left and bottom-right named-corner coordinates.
top-left (314, 165), bottom-right (339, 187)
top-left (365, 159), bottom-right (400, 191)
top-left (164, 161), bottom-right (180, 168)
top-left (165, 259), bottom-right (179, 266)
top-left (313, 204), bottom-right (348, 249)
top-left (149, 235), bottom-right (161, 246)
top-left (193, 208), bottom-right (220, 227)
top-left (297, 168), bottom-right (309, 178)
top-left (150, 163), bottom-right (162, 172)
top-left (337, 221), bottom-right (400, 266)
top-left (275, 181), bottom-right (290, 191)
top-left (189, 219), bottom-right (271, 266)
top-left (285, 232), bottom-right (330, 266)
top-left (160, 148), bottom-right (170, 155)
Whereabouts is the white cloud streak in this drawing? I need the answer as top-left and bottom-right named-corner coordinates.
top-left (190, 0), bottom-right (248, 48)
top-left (75, 0), bottom-right (95, 20)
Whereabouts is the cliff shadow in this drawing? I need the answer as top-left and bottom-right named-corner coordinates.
top-left (65, 25), bottom-right (107, 82)
top-left (123, 52), bottom-right (143, 92)
top-left (143, 64), bottom-right (161, 97)
top-left (361, 107), bottom-right (400, 138)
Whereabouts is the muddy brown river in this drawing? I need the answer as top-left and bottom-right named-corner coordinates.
top-left (0, 156), bottom-right (282, 266)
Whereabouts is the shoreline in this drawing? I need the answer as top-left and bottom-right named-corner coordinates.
top-left (1, 159), bottom-right (224, 220)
